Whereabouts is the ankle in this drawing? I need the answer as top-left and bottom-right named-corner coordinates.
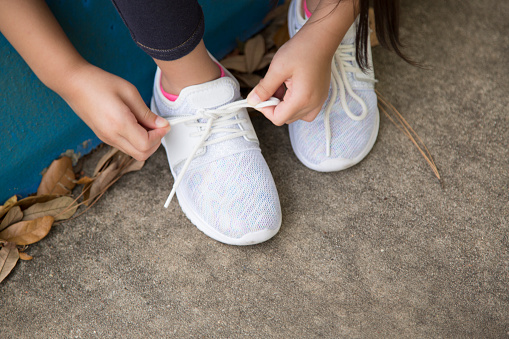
top-left (304, 0), bottom-right (318, 16)
top-left (160, 62), bottom-right (222, 96)
top-left (160, 63), bottom-right (224, 101)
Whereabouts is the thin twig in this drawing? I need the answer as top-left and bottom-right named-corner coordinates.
top-left (376, 90), bottom-right (441, 181)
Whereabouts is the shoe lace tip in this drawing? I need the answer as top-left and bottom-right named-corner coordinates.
top-left (164, 190), bottom-right (176, 208)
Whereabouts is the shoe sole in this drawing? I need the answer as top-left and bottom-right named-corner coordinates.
top-left (151, 97), bottom-right (281, 246)
top-left (176, 188), bottom-right (281, 246)
top-left (289, 109), bottom-right (380, 172)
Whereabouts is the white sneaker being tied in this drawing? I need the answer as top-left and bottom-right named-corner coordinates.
top-left (150, 66), bottom-right (282, 246)
top-left (287, 0), bottom-right (380, 172)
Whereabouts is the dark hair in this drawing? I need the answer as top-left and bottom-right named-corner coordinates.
top-left (271, 0), bottom-right (416, 70)
top-left (356, 0), bottom-right (416, 70)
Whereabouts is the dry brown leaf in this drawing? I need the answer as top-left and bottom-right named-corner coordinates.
top-left (93, 147), bottom-right (120, 177)
top-left (244, 35), bottom-right (265, 73)
top-left (235, 73), bottom-right (263, 89)
top-left (257, 52), bottom-right (275, 71)
top-left (84, 152), bottom-right (130, 205)
top-left (86, 163), bottom-right (122, 205)
top-left (273, 23), bottom-right (290, 48)
top-left (19, 252), bottom-right (33, 261)
top-left (263, 1), bottom-right (290, 24)
top-left (0, 216), bottom-right (54, 245)
top-left (82, 182), bottom-right (92, 205)
top-left (0, 195), bottom-right (18, 219)
top-left (0, 206), bottom-right (23, 232)
top-left (220, 55), bottom-right (248, 73)
top-left (37, 156), bottom-right (76, 195)
top-left (119, 158), bottom-right (145, 176)
top-left (15, 195), bottom-right (60, 210)
top-left (0, 195), bottom-right (59, 220)
top-left (369, 8), bottom-right (379, 47)
top-left (0, 242), bottom-right (19, 283)
top-left (76, 176), bottom-right (94, 185)
top-left (22, 196), bottom-right (78, 222)
top-left (3, 196), bottom-right (17, 206)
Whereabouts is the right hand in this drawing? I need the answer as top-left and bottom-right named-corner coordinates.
top-left (62, 64), bottom-right (170, 161)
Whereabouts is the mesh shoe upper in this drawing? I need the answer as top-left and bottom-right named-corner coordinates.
top-left (287, 0), bottom-right (379, 171)
top-left (151, 68), bottom-right (281, 243)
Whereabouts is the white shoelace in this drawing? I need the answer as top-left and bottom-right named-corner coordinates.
top-left (163, 97), bottom-right (280, 208)
top-left (287, 0), bottom-right (375, 157)
top-left (323, 44), bottom-right (376, 157)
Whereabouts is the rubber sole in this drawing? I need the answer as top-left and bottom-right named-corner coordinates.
top-left (151, 97), bottom-right (281, 246)
top-left (289, 110), bottom-right (380, 172)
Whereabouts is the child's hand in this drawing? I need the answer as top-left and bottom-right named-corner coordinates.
top-left (247, 32), bottom-right (332, 125)
top-left (63, 64), bottom-right (170, 161)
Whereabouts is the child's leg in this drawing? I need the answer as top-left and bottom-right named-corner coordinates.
top-left (111, 0), bottom-right (282, 245)
top-left (111, 0), bottom-right (220, 94)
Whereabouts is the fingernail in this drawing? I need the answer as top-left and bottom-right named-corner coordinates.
top-left (247, 92), bottom-right (261, 106)
top-left (155, 116), bottom-right (169, 128)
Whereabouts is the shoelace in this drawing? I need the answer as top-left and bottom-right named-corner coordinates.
top-left (323, 44), bottom-right (377, 156)
top-left (163, 97), bottom-right (280, 208)
top-left (287, 2), bottom-right (376, 157)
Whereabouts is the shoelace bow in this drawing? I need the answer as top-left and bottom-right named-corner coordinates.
top-left (163, 97), bottom-right (280, 208)
top-left (323, 43), bottom-right (377, 156)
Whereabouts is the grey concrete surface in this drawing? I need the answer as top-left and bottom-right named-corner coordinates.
top-left (1, 0), bottom-right (508, 337)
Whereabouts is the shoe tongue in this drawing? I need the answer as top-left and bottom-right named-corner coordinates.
top-left (178, 77), bottom-right (238, 111)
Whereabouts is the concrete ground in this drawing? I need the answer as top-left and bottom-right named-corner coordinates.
top-left (2, 0), bottom-right (508, 337)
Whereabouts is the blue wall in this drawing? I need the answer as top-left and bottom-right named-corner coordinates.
top-left (0, 0), bottom-right (275, 202)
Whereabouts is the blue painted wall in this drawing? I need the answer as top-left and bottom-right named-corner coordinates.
top-left (0, 0), bottom-right (275, 202)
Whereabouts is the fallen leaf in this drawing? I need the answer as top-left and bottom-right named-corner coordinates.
top-left (0, 195), bottom-right (59, 219)
top-left (0, 216), bottom-right (54, 245)
top-left (119, 158), bottom-right (145, 176)
top-left (220, 55), bottom-right (248, 73)
top-left (82, 182), bottom-right (92, 205)
top-left (85, 162), bottom-right (123, 205)
top-left (369, 8), bottom-right (379, 47)
top-left (245, 35), bottom-right (265, 73)
top-left (14, 195), bottom-right (60, 210)
top-left (19, 252), bottom-right (33, 261)
top-left (0, 206), bottom-right (23, 232)
top-left (0, 242), bottom-right (19, 283)
top-left (257, 52), bottom-right (275, 71)
top-left (22, 196), bottom-right (78, 221)
top-left (76, 176), bottom-right (94, 185)
top-left (37, 157), bottom-right (76, 195)
top-left (273, 24), bottom-right (290, 48)
top-left (84, 152), bottom-right (134, 205)
top-left (263, 2), bottom-right (290, 24)
top-left (94, 147), bottom-right (120, 177)
top-left (235, 73), bottom-right (263, 89)
top-left (3, 196), bottom-right (17, 206)
top-left (0, 195), bottom-right (18, 219)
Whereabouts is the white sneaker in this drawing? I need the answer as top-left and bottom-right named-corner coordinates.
top-left (287, 0), bottom-right (379, 172)
top-left (151, 66), bottom-right (282, 245)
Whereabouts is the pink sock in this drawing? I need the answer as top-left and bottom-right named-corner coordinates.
top-left (303, 0), bottom-right (312, 18)
top-left (160, 63), bottom-right (225, 102)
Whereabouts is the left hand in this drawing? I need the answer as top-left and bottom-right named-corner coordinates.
top-left (247, 31), bottom-right (332, 125)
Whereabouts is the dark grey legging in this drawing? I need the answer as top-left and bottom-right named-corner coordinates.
top-left (111, 0), bottom-right (204, 61)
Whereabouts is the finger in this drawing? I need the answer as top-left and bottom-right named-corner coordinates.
top-left (247, 65), bottom-right (288, 105)
top-left (271, 98), bottom-right (308, 126)
top-left (117, 131), bottom-right (162, 161)
top-left (120, 85), bottom-right (170, 130)
top-left (118, 108), bottom-right (168, 156)
top-left (299, 107), bottom-right (322, 123)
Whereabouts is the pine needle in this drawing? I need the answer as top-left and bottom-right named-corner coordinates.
top-left (376, 90), bottom-right (441, 182)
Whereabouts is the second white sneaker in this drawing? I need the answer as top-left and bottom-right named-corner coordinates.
top-left (151, 67), bottom-right (281, 245)
top-left (287, 0), bottom-right (380, 172)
